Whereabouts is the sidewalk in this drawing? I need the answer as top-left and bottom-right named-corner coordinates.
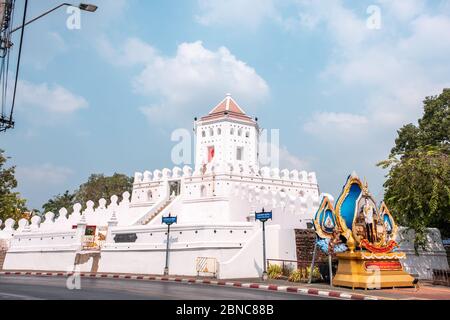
top-left (1, 270), bottom-right (450, 300)
top-left (249, 278), bottom-right (450, 300)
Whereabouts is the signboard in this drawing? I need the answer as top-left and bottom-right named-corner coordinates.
top-left (255, 211), bottom-right (272, 222)
top-left (114, 233), bottom-right (138, 243)
top-left (162, 216), bottom-right (177, 225)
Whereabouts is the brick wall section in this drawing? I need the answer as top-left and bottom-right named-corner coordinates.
top-left (0, 251), bottom-right (6, 271)
top-left (295, 229), bottom-right (329, 264)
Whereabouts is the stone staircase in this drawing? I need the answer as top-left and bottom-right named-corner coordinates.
top-left (141, 196), bottom-right (175, 225)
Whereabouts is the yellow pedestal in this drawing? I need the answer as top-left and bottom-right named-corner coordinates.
top-left (333, 251), bottom-right (415, 289)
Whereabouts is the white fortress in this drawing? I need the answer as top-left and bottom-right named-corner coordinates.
top-left (0, 95), bottom-right (321, 279)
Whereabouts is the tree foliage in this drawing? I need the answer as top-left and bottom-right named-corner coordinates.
top-left (0, 149), bottom-right (27, 223)
top-left (42, 173), bottom-right (133, 213)
top-left (42, 190), bottom-right (77, 215)
top-left (75, 173), bottom-right (133, 207)
top-left (378, 89), bottom-right (450, 249)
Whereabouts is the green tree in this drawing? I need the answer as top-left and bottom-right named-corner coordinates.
top-left (379, 89), bottom-right (450, 249)
top-left (0, 149), bottom-right (27, 223)
top-left (41, 173), bottom-right (133, 213)
top-left (42, 190), bottom-right (76, 215)
top-left (75, 173), bottom-right (133, 208)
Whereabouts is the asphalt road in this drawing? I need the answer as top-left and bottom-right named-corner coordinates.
top-left (0, 275), bottom-right (330, 300)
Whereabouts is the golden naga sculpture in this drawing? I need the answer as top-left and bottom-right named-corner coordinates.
top-left (313, 172), bottom-right (414, 289)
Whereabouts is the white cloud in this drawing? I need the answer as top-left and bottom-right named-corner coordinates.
top-left (376, 0), bottom-right (425, 21)
top-left (97, 37), bottom-right (157, 66)
top-left (279, 146), bottom-right (309, 170)
top-left (293, 1), bottom-right (450, 196)
top-left (297, 1), bottom-right (450, 130)
top-left (16, 164), bottom-right (74, 186)
top-left (303, 112), bottom-right (369, 141)
top-left (17, 80), bottom-right (88, 114)
top-left (101, 39), bottom-right (269, 124)
top-left (259, 140), bottom-right (309, 170)
top-left (196, 0), bottom-right (277, 29)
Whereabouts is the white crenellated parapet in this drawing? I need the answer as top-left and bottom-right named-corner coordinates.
top-left (308, 172), bottom-right (317, 184)
top-left (280, 169), bottom-right (290, 180)
top-left (134, 172), bottom-right (143, 184)
top-left (40, 212), bottom-right (55, 231)
top-left (0, 218), bottom-right (15, 238)
top-left (70, 203), bottom-right (83, 224)
top-left (143, 171), bottom-right (153, 182)
top-left (4, 218), bottom-right (15, 232)
top-left (153, 170), bottom-right (162, 181)
top-left (260, 167), bottom-right (271, 178)
top-left (183, 166), bottom-right (193, 177)
top-left (98, 198), bottom-right (107, 211)
top-left (108, 195), bottom-right (119, 211)
top-left (290, 170), bottom-right (299, 181)
top-left (30, 216), bottom-right (41, 231)
top-left (120, 192), bottom-right (130, 208)
top-left (83, 200), bottom-right (95, 223)
top-left (162, 168), bottom-right (172, 180)
top-left (54, 208), bottom-right (70, 230)
top-left (299, 171), bottom-right (307, 182)
top-left (172, 167), bottom-right (183, 179)
top-left (17, 219), bottom-right (29, 232)
top-left (271, 168), bottom-right (280, 179)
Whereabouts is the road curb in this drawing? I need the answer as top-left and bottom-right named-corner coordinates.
top-left (0, 271), bottom-right (384, 300)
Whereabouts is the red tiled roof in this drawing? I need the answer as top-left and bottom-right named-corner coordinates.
top-left (200, 94), bottom-right (255, 123)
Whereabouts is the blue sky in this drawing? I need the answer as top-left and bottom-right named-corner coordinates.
top-left (2, 0), bottom-right (450, 210)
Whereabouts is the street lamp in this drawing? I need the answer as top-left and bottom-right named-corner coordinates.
top-left (0, 2), bottom-right (98, 133)
top-left (11, 2), bottom-right (98, 34)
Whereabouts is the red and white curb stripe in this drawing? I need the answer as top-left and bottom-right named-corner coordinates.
top-left (0, 271), bottom-right (382, 300)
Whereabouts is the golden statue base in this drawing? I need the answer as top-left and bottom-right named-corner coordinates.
top-left (333, 251), bottom-right (415, 290)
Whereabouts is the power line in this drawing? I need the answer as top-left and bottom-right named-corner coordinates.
top-left (9, 0), bottom-right (28, 122)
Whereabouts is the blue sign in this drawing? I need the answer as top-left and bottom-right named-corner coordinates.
top-left (255, 211), bottom-right (272, 222)
top-left (162, 216), bottom-right (177, 225)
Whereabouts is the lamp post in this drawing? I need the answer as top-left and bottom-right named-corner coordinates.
top-left (255, 208), bottom-right (272, 281)
top-left (162, 214), bottom-right (177, 276)
top-left (11, 2), bottom-right (98, 34)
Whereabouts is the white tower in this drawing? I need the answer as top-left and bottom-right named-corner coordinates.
top-left (194, 94), bottom-right (259, 171)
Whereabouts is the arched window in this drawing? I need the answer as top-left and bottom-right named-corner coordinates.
top-left (200, 185), bottom-right (207, 198)
top-left (230, 128), bottom-right (235, 135)
top-left (238, 128), bottom-right (243, 136)
top-left (202, 131), bottom-right (206, 138)
top-left (217, 128), bottom-right (222, 135)
top-left (210, 128), bottom-right (214, 136)
top-left (246, 131), bottom-right (250, 138)
top-left (147, 190), bottom-right (153, 201)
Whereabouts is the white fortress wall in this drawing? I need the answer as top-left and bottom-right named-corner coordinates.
top-left (396, 227), bottom-right (449, 280)
top-left (98, 223), bottom-right (255, 276)
top-left (219, 225), bottom-right (296, 279)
